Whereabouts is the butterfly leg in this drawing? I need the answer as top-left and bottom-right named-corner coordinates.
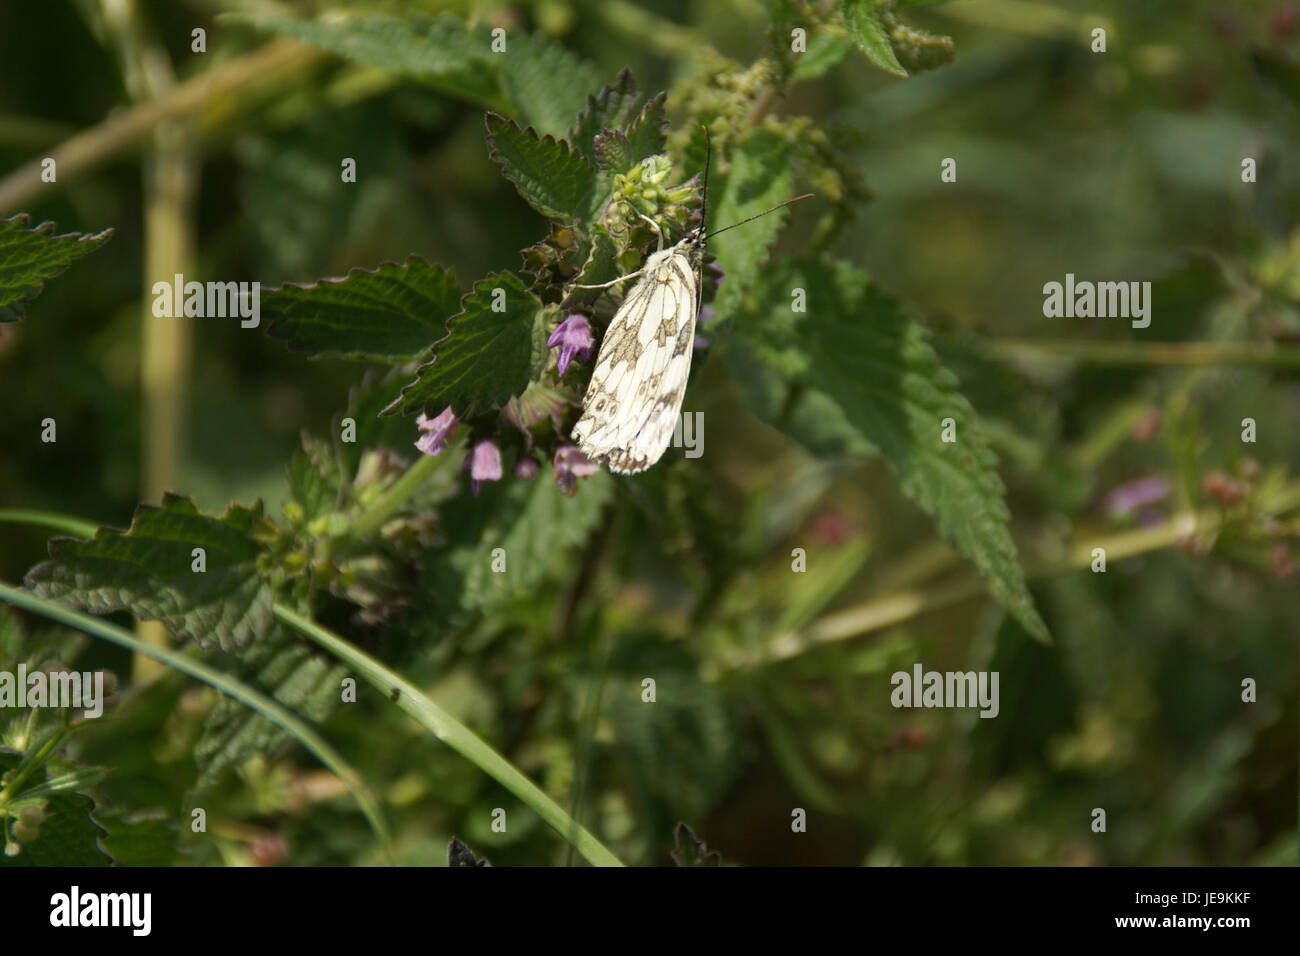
top-left (571, 269), bottom-right (645, 291)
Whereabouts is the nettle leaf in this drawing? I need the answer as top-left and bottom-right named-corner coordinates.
top-left (0, 752), bottom-right (110, 867)
top-left (671, 822), bottom-right (723, 867)
top-left (231, 11), bottom-right (504, 108)
top-left (237, 105), bottom-right (401, 282)
top-left (384, 272), bottom-right (548, 417)
top-left (708, 129), bottom-right (794, 324)
top-left (448, 837), bottom-right (492, 867)
top-left (262, 257), bottom-right (461, 361)
top-left (739, 257), bottom-right (1050, 643)
top-left (288, 432), bottom-right (345, 521)
top-left (569, 69), bottom-right (645, 165)
top-left (192, 625), bottom-right (347, 794)
top-left (96, 808), bottom-right (181, 866)
top-left (454, 469), bottom-right (613, 611)
top-left (607, 643), bottom-right (739, 823)
top-left (499, 32), bottom-right (603, 140)
top-left (486, 113), bottom-right (595, 223)
top-left (0, 215), bottom-right (113, 322)
top-left (723, 339), bottom-right (877, 458)
top-left (592, 92), bottom-right (668, 176)
top-left (793, 32), bottom-right (856, 80)
top-left (585, 85), bottom-right (667, 224)
top-left (407, 467), bottom-right (612, 637)
top-left (25, 495), bottom-right (274, 650)
top-left (844, 0), bottom-right (909, 77)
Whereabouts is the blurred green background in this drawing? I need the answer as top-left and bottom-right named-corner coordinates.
top-left (0, 0), bottom-right (1297, 865)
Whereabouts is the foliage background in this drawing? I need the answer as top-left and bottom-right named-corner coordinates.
top-left (0, 0), bottom-right (1296, 866)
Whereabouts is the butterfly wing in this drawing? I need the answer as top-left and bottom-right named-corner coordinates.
top-left (572, 247), bottom-right (699, 474)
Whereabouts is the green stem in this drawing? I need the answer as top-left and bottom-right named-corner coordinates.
top-left (0, 581), bottom-right (394, 861)
top-left (0, 39), bottom-right (323, 213)
top-left (587, 0), bottom-right (705, 57)
top-left (346, 452), bottom-right (442, 543)
top-left (273, 603), bottom-right (625, 867)
top-left (0, 728), bottom-right (69, 805)
top-left (724, 479), bottom-right (1300, 669)
top-left (0, 509), bottom-right (100, 539)
top-left (988, 339), bottom-right (1300, 368)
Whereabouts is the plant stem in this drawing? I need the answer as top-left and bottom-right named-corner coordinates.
top-left (722, 480), bottom-right (1300, 669)
top-left (0, 39), bottom-right (322, 213)
top-left (346, 452), bottom-right (443, 543)
top-left (273, 603), bottom-right (625, 867)
top-left (0, 509), bottom-right (101, 539)
top-left (988, 339), bottom-right (1300, 368)
top-left (0, 728), bottom-right (69, 805)
top-left (0, 581), bottom-right (394, 861)
top-left (587, 0), bottom-right (705, 57)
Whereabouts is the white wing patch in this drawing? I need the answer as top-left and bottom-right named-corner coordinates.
top-left (572, 243), bottom-right (699, 474)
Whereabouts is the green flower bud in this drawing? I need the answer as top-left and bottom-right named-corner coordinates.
top-left (283, 500), bottom-right (306, 527)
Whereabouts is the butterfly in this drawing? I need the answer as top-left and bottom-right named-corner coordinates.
top-left (569, 129), bottom-right (811, 474)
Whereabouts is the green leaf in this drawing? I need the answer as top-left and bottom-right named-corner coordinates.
top-left (454, 469), bottom-right (613, 611)
top-left (96, 808), bottom-right (182, 866)
top-left (793, 32), bottom-right (856, 80)
top-left (287, 432), bottom-right (345, 521)
top-left (723, 340), bottom-right (878, 457)
top-left (0, 752), bottom-right (110, 867)
top-left (607, 639), bottom-right (739, 823)
top-left (569, 69), bottom-right (645, 165)
top-left (18, 767), bottom-right (107, 800)
top-left (499, 32), bottom-right (603, 139)
top-left (708, 129), bottom-right (794, 324)
top-left (0, 215), bottom-right (113, 322)
top-left (844, 0), bottom-right (909, 77)
top-left (262, 257), bottom-right (461, 361)
top-left (236, 105), bottom-right (403, 281)
top-left (192, 624), bottom-right (347, 794)
top-left (230, 11), bottom-right (504, 108)
top-left (383, 271), bottom-right (548, 417)
top-left (25, 495), bottom-right (274, 650)
top-left (485, 113), bottom-right (595, 223)
top-left (740, 257), bottom-right (1050, 642)
top-left (448, 836), bottom-right (492, 866)
top-left (592, 92), bottom-right (668, 175)
top-left (671, 822), bottom-right (723, 866)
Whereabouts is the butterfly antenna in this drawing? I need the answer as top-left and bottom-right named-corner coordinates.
top-left (700, 125), bottom-right (711, 232)
top-left (706, 193), bottom-right (814, 240)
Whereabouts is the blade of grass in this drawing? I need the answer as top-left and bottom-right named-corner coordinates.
top-left (0, 580), bottom-right (394, 861)
top-left (273, 603), bottom-right (625, 867)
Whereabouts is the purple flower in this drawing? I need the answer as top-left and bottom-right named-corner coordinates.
top-left (547, 314), bottom-right (594, 377)
top-left (415, 407), bottom-right (458, 457)
top-left (708, 262), bottom-right (725, 288)
top-left (514, 456), bottom-right (540, 480)
top-left (1103, 475), bottom-right (1171, 518)
top-left (465, 440), bottom-right (503, 495)
top-left (554, 444), bottom-right (599, 496)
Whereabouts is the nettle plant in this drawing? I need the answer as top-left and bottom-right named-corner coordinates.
top-left (0, 3), bottom-right (1065, 866)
